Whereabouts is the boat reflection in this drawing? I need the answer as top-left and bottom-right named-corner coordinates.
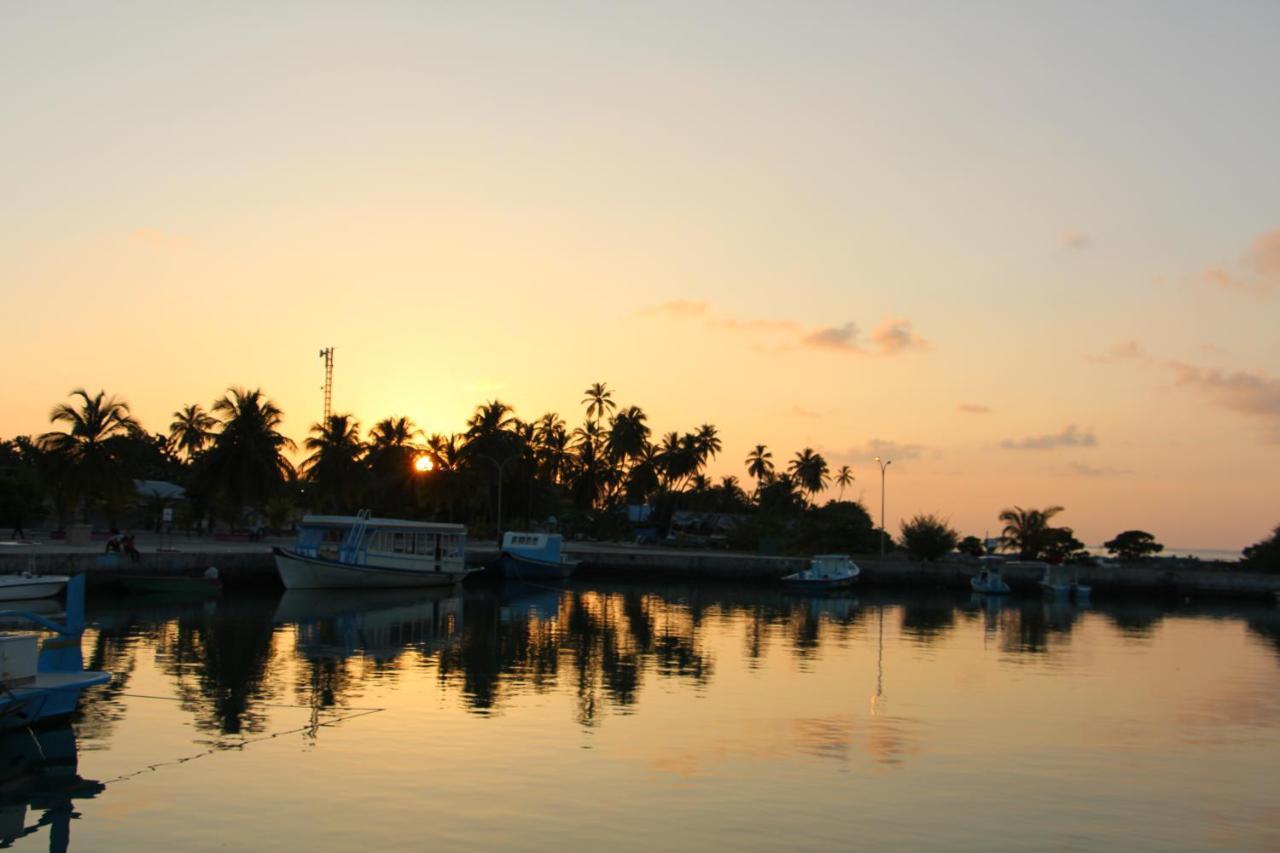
top-left (0, 724), bottom-right (101, 853)
top-left (275, 587), bottom-right (464, 662)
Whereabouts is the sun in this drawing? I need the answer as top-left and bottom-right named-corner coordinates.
top-left (413, 455), bottom-right (434, 473)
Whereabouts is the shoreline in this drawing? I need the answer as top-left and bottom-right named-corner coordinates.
top-left (1, 537), bottom-right (1275, 601)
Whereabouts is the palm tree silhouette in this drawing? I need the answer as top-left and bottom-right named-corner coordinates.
top-left (745, 444), bottom-right (774, 490)
top-left (788, 448), bottom-right (830, 500)
top-left (41, 388), bottom-right (138, 520)
top-left (582, 382), bottom-right (616, 422)
top-left (303, 414), bottom-right (366, 513)
top-left (169, 404), bottom-right (217, 460)
top-left (998, 505), bottom-right (1065, 559)
top-left (202, 387), bottom-right (295, 526)
top-left (834, 465), bottom-right (854, 500)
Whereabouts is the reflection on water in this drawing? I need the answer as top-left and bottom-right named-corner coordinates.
top-left (0, 725), bottom-right (100, 853)
top-left (23, 585), bottom-right (1280, 850)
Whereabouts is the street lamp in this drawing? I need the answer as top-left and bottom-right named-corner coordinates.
top-left (874, 456), bottom-right (891, 561)
top-left (478, 453), bottom-right (519, 541)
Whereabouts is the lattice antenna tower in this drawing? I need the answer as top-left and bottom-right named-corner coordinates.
top-left (319, 347), bottom-right (334, 422)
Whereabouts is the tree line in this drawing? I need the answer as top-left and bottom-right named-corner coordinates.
top-left (2, 384), bottom-right (1276, 569)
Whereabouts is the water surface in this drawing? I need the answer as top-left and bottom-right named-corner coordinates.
top-left (10, 583), bottom-right (1280, 851)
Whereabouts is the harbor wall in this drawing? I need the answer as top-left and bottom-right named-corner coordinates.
top-left (1, 546), bottom-right (1277, 600)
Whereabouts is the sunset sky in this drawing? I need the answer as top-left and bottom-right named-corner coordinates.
top-left (3, 3), bottom-right (1277, 550)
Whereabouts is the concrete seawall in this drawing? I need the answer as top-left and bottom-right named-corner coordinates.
top-left (1, 543), bottom-right (1276, 600)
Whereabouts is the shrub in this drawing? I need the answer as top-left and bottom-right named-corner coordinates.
top-left (899, 513), bottom-right (958, 562)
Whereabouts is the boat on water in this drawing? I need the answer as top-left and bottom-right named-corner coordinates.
top-left (0, 573), bottom-right (68, 602)
top-left (273, 511), bottom-right (471, 590)
top-left (781, 555), bottom-right (860, 591)
top-left (970, 561), bottom-right (1011, 594)
top-left (0, 575), bottom-right (110, 731)
top-left (1039, 563), bottom-right (1090, 601)
top-left (497, 532), bottom-right (578, 580)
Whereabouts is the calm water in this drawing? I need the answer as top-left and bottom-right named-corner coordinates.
top-left (9, 583), bottom-right (1280, 851)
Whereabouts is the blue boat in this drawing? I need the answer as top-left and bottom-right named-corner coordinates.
top-left (497, 532), bottom-right (579, 580)
top-left (0, 575), bottom-right (110, 731)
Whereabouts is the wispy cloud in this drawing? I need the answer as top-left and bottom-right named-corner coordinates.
top-left (844, 438), bottom-right (926, 461)
top-left (1000, 424), bottom-right (1098, 451)
top-left (790, 404), bottom-right (832, 419)
top-left (1200, 229), bottom-right (1280, 296)
top-left (957, 403), bottom-right (991, 414)
top-left (1068, 462), bottom-right (1126, 477)
top-left (640, 301), bottom-right (927, 357)
top-left (1060, 231), bottom-right (1091, 250)
top-left (1087, 339), bottom-right (1147, 364)
top-left (1168, 361), bottom-right (1280, 443)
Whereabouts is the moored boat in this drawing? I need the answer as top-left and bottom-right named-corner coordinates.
top-left (273, 511), bottom-right (471, 590)
top-left (1038, 563), bottom-right (1073, 598)
top-left (781, 555), bottom-right (860, 591)
top-left (970, 562), bottom-right (1011, 594)
top-left (119, 567), bottom-right (221, 598)
top-left (497, 532), bottom-right (578, 580)
top-left (0, 573), bottom-right (69, 602)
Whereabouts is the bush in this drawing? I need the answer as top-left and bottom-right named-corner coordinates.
top-left (957, 535), bottom-right (986, 558)
top-left (1242, 525), bottom-right (1280, 573)
top-left (1103, 530), bottom-right (1164, 562)
top-left (899, 514), bottom-right (958, 562)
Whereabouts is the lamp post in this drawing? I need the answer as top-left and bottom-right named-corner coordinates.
top-left (874, 456), bottom-right (891, 561)
top-left (479, 453), bottom-right (518, 542)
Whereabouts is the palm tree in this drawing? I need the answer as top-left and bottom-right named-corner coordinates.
top-left (788, 448), bottom-right (830, 499)
top-left (694, 424), bottom-right (722, 466)
top-left (303, 414), bottom-right (366, 512)
top-left (745, 444), bottom-right (774, 488)
top-left (998, 505), bottom-right (1066, 560)
top-left (834, 465), bottom-right (854, 500)
top-left (582, 382), bottom-right (616, 422)
top-left (169, 404), bottom-right (217, 460)
top-left (466, 400), bottom-right (516, 440)
top-left (607, 406), bottom-right (650, 463)
top-left (41, 388), bottom-right (138, 521)
top-left (201, 387), bottom-right (295, 526)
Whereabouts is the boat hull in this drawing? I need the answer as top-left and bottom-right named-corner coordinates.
top-left (120, 576), bottom-right (221, 598)
top-left (782, 573), bottom-right (858, 591)
top-left (497, 553), bottom-right (577, 580)
top-left (970, 579), bottom-right (1011, 594)
top-left (274, 548), bottom-right (468, 590)
top-left (0, 671), bottom-right (111, 730)
top-left (0, 576), bottom-right (68, 601)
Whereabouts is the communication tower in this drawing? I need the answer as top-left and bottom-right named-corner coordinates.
top-left (319, 347), bottom-right (334, 422)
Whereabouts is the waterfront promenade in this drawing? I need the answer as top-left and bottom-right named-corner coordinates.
top-left (1, 534), bottom-right (1277, 600)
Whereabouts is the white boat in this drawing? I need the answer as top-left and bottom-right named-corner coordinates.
top-left (273, 512), bottom-right (471, 590)
top-left (497, 532), bottom-right (579, 580)
top-left (970, 564), bottom-right (1011, 594)
top-left (0, 572), bottom-right (69, 601)
top-left (782, 555), bottom-right (860, 590)
top-left (1038, 563), bottom-right (1074, 598)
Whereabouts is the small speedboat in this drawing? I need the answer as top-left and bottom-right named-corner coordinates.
top-left (782, 555), bottom-right (860, 590)
top-left (0, 572), bottom-right (69, 601)
top-left (970, 566), bottom-right (1011, 594)
top-left (1039, 563), bottom-right (1073, 598)
top-left (497, 532), bottom-right (578, 580)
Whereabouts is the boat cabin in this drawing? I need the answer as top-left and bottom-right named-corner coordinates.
top-left (501, 532), bottom-right (565, 563)
top-left (294, 515), bottom-right (467, 572)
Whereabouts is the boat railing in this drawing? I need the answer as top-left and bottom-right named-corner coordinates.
top-left (340, 509), bottom-right (373, 564)
top-left (0, 574), bottom-right (86, 637)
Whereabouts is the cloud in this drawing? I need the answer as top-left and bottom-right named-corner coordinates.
top-left (1000, 424), bottom-right (1098, 450)
top-left (1068, 462), bottom-right (1126, 477)
top-left (1087, 339), bottom-right (1147, 364)
top-left (802, 322), bottom-right (861, 352)
top-left (845, 438), bottom-right (926, 461)
top-left (1167, 361), bottom-right (1280, 442)
top-left (640, 301), bottom-right (926, 358)
top-left (1060, 231), bottom-right (1091, 249)
top-left (957, 403), bottom-right (991, 414)
top-left (868, 318), bottom-right (929, 354)
top-left (790, 404), bottom-right (832, 418)
top-left (1201, 229), bottom-right (1280, 296)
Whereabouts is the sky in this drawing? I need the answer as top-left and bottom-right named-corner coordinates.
top-left (2, 2), bottom-right (1278, 550)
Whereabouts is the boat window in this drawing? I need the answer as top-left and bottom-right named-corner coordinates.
top-left (393, 532), bottom-right (407, 553)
